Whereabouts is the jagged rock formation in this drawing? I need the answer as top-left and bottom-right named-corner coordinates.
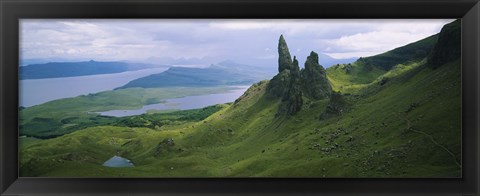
top-left (267, 35), bottom-right (332, 116)
top-left (267, 69), bottom-right (293, 98)
top-left (278, 57), bottom-right (303, 116)
top-left (301, 51), bottom-right (332, 99)
top-left (266, 36), bottom-right (298, 99)
top-left (428, 19), bottom-right (461, 69)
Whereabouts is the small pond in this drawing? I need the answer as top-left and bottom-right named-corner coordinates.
top-left (102, 155), bottom-right (135, 167)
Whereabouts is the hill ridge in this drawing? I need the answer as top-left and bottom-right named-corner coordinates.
top-left (20, 60), bottom-right (159, 79)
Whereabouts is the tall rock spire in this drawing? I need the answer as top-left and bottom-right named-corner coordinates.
top-left (278, 34), bottom-right (293, 73)
top-left (301, 51), bottom-right (332, 100)
top-left (268, 35), bottom-right (303, 116)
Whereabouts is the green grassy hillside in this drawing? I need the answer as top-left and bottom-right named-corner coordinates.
top-left (326, 34), bottom-right (439, 94)
top-left (20, 57), bottom-right (460, 177)
top-left (19, 86), bottom-right (236, 138)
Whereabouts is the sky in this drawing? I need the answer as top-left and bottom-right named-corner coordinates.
top-left (20, 19), bottom-right (454, 67)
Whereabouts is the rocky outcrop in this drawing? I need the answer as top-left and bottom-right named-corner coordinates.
top-left (267, 35), bottom-right (332, 117)
top-left (267, 35), bottom-right (303, 116)
top-left (301, 51), bottom-right (332, 100)
top-left (154, 138), bottom-right (175, 156)
top-left (319, 91), bottom-right (348, 120)
top-left (267, 69), bottom-right (293, 98)
top-left (428, 19), bottom-right (461, 69)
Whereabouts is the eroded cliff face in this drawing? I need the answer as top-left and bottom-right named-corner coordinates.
top-left (428, 19), bottom-right (461, 69)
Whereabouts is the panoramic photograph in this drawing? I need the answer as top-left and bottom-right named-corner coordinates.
top-left (19, 19), bottom-right (461, 177)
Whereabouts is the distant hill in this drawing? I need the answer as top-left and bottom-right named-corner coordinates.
top-left (316, 53), bottom-right (358, 68)
top-left (326, 32), bottom-right (440, 92)
top-left (20, 60), bottom-right (161, 80)
top-left (118, 60), bottom-right (275, 89)
top-left (356, 34), bottom-right (439, 70)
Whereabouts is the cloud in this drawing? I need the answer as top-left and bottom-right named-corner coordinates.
top-left (20, 19), bottom-right (454, 66)
top-left (315, 19), bottom-right (454, 58)
top-left (321, 30), bottom-right (431, 54)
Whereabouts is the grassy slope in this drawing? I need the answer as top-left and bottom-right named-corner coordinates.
top-left (20, 58), bottom-right (461, 177)
top-left (326, 34), bottom-right (439, 94)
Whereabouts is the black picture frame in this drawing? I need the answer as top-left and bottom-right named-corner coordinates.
top-left (1, 0), bottom-right (479, 195)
